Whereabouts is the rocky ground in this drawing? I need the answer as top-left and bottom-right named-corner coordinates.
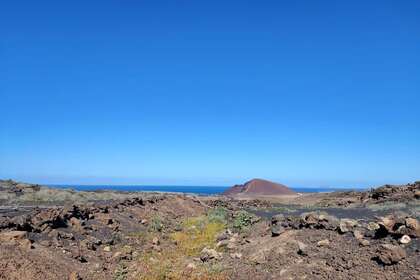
top-left (0, 180), bottom-right (419, 280)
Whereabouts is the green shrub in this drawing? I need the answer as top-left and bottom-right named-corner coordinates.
top-left (207, 207), bottom-right (228, 224)
top-left (233, 210), bottom-right (254, 231)
top-left (149, 216), bottom-right (164, 232)
top-left (113, 263), bottom-right (128, 280)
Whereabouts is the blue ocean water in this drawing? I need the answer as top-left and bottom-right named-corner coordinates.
top-left (50, 185), bottom-right (365, 195)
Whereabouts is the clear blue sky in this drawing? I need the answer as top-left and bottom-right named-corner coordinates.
top-left (1, 1), bottom-right (419, 187)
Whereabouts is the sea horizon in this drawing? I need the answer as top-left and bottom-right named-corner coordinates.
top-left (49, 184), bottom-right (368, 195)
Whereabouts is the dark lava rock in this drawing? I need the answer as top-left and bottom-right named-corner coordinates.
top-left (271, 214), bottom-right (286, 236)
top-left (271, 224), bottom-right (285, 237)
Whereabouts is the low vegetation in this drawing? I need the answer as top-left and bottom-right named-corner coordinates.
top-left (206, 207), bottom-right (228, 224)
top-left (233, 210), bottom-right (255, 232)
top-left (136, 210), bottom-right (228, 280)
top-left (172, 215), bottom-right (226, 256)
top-left (148, 215), bottom-right (164, 232)
top-left (113, 263), bottom-right (129, 280)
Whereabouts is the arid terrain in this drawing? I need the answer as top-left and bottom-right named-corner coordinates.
top-left (0, 179), bottom-right (419, 280)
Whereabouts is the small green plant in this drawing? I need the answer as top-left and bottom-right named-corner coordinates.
top-left (113, 263), bottom-right (128, 280)
top-left (233, 210), bottom-right (254, 231)
top-left (207, 207), bottom-right (228, 224)
top-left (149, 215), bottom-right (164, 232)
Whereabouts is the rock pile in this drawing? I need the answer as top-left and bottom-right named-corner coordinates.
top-left (271, 211), bottom-right (339, 232)
top-left (200, 248), bottom-right (222, 262)
top-left (376, 214), bottom-right (420, 238)
top-left (375, 244), bottom-right (407, 265)
top-left (368, 182), bottom-right (420, 202)
top-left (0, 198), bottom-right (148, 234)
top-left (270, 211), bottom-right (419, 265)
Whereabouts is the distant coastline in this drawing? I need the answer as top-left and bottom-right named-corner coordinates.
top-left (49, 184), bottom-right (367, 195)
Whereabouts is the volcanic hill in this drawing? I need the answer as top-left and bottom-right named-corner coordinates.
top-left (223, 178), bottom-right (296, 196)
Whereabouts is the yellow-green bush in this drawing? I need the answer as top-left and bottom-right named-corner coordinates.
top-left (136, 213), bottom-right (227, 280)
top-left (171, 216), bottom-right (225, 256)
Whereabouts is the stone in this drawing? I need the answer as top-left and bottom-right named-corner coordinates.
top-left (112, 251), bottom-right (123, 260)
top-left (359, 239), bottom-right (370, 246)
top-left (200, 248), bottom-right (221, 262)
top-left (152, 237), bottom-right (159, 245)
top-left (297, 241), bottom-right (308, 256)
top-left (216, 240), bottom-right (229, 248)
top-left (300, 212), bottom-right (318, 226)
top-left (339, 219), bottom-right (358, 233)
top-left (376, 244), bottom-right (406, 265)
top-left (367, 222), bottom-right (380, 231)
top-left (378, 216), bottom-right (395, 232)
top-left (39, 240), bottom-right (52, 247)
top-left (280, 269), bottom-right (288, 276)
top-left (399, 235), bottom-right (411, 244)
top-left (230, 252), bottom-right (242, 259)
top-left (216, 232), bottom-right (230, 241)
top-left (395, 225), bottom-right (410, 236)
top-left (69, 217), bottom-right (82, 227)
top-left (69, 271), bottom-right (82, 280)
top-left (103, 246), bottom-right (111, 252)
top-left (271, 214), bottom-right (285, 224)
top-left (271, 224), bottom-right (285, 237)
top-left (317, 239), bottom-right (330, 247)
top-left (271, 214), bottom-right (287, 236)
top-left (186, 263), bottom-right (196, 270)
top-left (321, 215), bottom-right (340, 230)
top-left (353, 230), bottom-right (364, 240)
top-left (405, 217), bottom-right (419, 237)
top-left (318, 214), bottom-right (327, 220)
top-left (364, 222), bottom-right (380, 238)
top-left (19, 238), bottom-right (33, 250)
